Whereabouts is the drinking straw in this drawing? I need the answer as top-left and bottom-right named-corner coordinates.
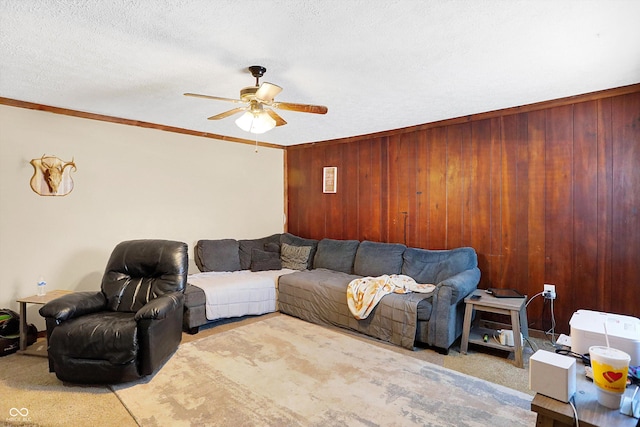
top-left (604, 321), bottom-right (610, 348)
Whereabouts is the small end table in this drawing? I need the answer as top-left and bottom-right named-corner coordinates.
top-left (16, 289), bottom-right (72, 357)
top-left (460, 289), bottom-right (529, 368)
top-left (531, 364), bottom-right (638, 427)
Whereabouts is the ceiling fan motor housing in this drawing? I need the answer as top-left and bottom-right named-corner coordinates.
top-left (240, 86), bottom-right (259, 102)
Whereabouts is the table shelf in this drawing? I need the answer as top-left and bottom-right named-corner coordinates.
top-left (467, 326), bottom-right (516, 352)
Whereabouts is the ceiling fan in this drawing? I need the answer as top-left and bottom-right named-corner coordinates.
top-left (184, 65), bottom-right (328, 134)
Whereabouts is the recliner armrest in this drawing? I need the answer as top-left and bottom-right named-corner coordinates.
top-left (135, 292), bottom-right (184, 320)
top-left (39, 291), bottom-right (106, 321)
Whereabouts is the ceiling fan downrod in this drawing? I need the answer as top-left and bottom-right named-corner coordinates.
top-left (248, 65), bottom-right (267, 86)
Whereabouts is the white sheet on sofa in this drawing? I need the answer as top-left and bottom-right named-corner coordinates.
top-left (188, 269), bottom-right (296, 321)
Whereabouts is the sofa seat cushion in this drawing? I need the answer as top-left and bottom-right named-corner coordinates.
top-left (50, 311), bottom-right (137, 365)
top-left (313, 238), bottom-right (360, 273)
top-left (187, 269), bottom-right (295, 321)
top-left (184, 283), bottom-right (207, 307)
top-left (279, 268), bottom-right (433, 349)
top-left (278, 268), bottom-right (363, 327)
top-left (353, 241), bottom-right (406, 277)
top-left (416, 297), bottom-right (433, 321)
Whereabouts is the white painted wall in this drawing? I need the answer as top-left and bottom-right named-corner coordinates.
top-left (0, 105), bottom-right (285, 329)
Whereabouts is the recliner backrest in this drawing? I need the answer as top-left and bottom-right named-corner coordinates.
top-left (101, 239), bottom-right (188, 312)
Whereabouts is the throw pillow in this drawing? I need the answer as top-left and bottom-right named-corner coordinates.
top-left (238, 234), bottom-right (281, 270)
top-left (250, 248), bottom-right (282, 272)
top-left (280, 233), bottom-right (318, 269)
top-left (264, 242), bottom-right (281, 253)
top-left (281, 243), bottom-right (312, 270)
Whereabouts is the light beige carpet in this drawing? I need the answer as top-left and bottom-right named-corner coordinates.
top-left (111, 315), bottom-right (536, 427)
top-left (0, 349), bottom-right (136, 427)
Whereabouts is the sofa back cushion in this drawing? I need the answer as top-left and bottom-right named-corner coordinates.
top-left (195, 239), bottom-right (241, 272)
top-left (238, 234), bottom-right (282, 270)
top-left (353, 241), bottom-right (406, 277)
top-left (280, 233), bottom-right (318, 270)
top-left (313, 238), bottom-right (360, 273)
top-left (402, 247), bottom-right (478, 284)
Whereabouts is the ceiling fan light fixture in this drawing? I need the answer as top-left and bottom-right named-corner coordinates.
top-left (235, 110), bottom-right (276, 134)
top-left (186, 65), bottom-right (327, 133)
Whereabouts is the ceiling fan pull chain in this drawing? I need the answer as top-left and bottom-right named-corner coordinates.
top-left (255, 135), bottom-right (259, 153)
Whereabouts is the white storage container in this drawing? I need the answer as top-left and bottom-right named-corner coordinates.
top-left (570, 309), bottom-right (640, 366)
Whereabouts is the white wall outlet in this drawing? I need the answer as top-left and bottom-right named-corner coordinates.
top-left (544, 284), bottom-right (556, 299)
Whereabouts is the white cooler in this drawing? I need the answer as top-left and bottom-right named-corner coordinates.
top-left (570, 309), bottom-right (640, 366)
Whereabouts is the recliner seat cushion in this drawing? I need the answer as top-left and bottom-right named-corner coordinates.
top-left (49, 311), bottom-right (138, 365)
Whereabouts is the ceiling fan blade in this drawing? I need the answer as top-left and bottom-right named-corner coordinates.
top-left (272, 101), bottom-right (328, 115)
top-left (207, 107), bottom-right (246, 120)
top-left (184, 92), bottom-right (244, 104)
top-left (255, 82), bottom-right (282, 103)
top-left (266, 109), bottom-right (287, 127)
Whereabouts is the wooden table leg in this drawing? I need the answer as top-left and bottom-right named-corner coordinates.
top-left (535, 413), bottom-right (556, 427)
top-left (18, 301), bottom-right (28, 351)
top-left (519, 303), bottom-right (529, 338)
top-left (511, 308), bottom-right (523, 368)
top-left (460, 302), bottom-right (474, 354)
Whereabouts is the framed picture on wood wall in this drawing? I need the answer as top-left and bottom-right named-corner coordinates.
top-left (323, 167), bottom-right (337, 193)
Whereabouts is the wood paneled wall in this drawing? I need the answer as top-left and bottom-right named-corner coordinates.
top-left (285, 86), bottom-right (640, 334)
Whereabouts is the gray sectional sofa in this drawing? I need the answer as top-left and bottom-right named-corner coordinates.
top-left (184, 233), bottom-right (480, 352)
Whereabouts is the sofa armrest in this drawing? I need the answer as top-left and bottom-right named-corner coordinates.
top-left (39, 291), bottom-right (106, 321)
top-left (135, 292), bottom-right (184, 320)
top-left (436, 267), bottom-right (481, 305)
top-left (426, 267), bottom-right (480, 349)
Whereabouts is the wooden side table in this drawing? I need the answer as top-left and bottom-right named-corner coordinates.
top-left (16, 289), bottom-right (72, 357)
top-left (531, 364), bottom-right (638, 427)
top-left (460, 289), bottom-right (529, 368)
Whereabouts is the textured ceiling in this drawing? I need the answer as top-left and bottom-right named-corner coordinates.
top-left (1, 1), bottom-right (639, 146)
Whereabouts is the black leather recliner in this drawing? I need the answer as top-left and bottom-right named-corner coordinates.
top-left (39, 239), bottom-right (188, 384)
